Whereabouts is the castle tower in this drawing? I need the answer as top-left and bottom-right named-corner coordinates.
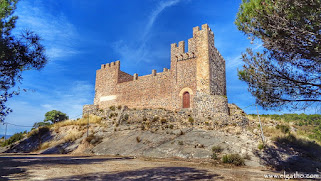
top-left (170, 24), bottom-right (227, 117)
top-left (85, 24), bottom-right (228, 119)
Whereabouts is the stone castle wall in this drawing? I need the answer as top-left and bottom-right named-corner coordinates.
top-left (86, 24), bottom-right (228, 118)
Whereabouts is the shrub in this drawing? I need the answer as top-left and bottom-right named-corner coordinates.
top-left (160, 118), bottom-right (167, 125)
top-left (258, 143), bottom-right (265, 150)
top-left (152, 116), bottom-right (159, 122)
top-left (141, 124), bottom-right (145, 130)
top-left (222, 154), bottom-right (245, 166)
top-left (117, 105), bottom-right (122, 110)
top-left (136, 136), bottom-right (141, 143)
top-left (178, 141), bottom-right (184, 145)
top-left (188, 117), bottom-right (194, 125)
top-left (38, 127), bottom-right (50, 135)
top-left (28, 126), bottom-right (50, 138)
top-left (109, 106), bottom-right (116, 111)
top-left (143, 117), bottom-right (147, 122)
top-left (243, 154), bottom-right (251, 160)
top-left (276, 124), bottom-right (290, 134)
top-left (212, 145), bottom-right (223, 153)
top-left (179, 130), bottom-right (185, 135)
top-left (2, 132), bottom-right (25, 146)
top-left (109, 113), bottom-right (118, 118)
top-left (169, 124), bottom-right (174, 129)
top-left (52, 115), bottom-right (102, 128)
top-left (211, 153), bottom-right (218, 160)
top-left (122, 114), bottom-right (129, 122)
top-left (85, 134), bottom-right (95, 143)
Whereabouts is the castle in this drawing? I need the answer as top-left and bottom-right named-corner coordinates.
top-left (84, 24), bottom-right (229, 119)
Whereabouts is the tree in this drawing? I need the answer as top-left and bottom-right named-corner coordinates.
top-left (0, 0), bottom-right (47, 122)
top-left (44, 110), bottom-right (69, 124)
top-left (32, 121), bottom-right (51, 129)
top-left (235, 0), bottom-right (321, 110)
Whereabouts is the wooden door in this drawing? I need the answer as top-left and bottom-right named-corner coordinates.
top-left (183, 92), bottom-right (190, 108)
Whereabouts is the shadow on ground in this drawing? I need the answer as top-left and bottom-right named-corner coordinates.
top-left (254, 136), bottom-right (321, 173)
top-left (0, 154), bottom-right (133, 180)
top-left (45, 167), bottom-right (222, 181)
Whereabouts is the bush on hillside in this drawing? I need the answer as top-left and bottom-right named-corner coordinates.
top-left (222, 154), bottom-right (245, 166)
top-left (1, 131), bottom-right (26, 146)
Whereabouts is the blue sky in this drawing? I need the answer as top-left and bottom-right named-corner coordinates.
top-left (1, 0), bottom-right (318, 135)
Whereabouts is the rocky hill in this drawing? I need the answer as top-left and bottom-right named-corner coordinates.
top-left (2, 104), bottom-right (321, 172)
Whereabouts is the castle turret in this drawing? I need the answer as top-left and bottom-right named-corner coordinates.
top-left (94, 60), bottom-right (120, 106)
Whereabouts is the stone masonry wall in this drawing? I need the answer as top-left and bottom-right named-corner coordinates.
top-left (118, 70), bottom-right (133, 83)
top-left (89, 24), bottom-right (228, 119)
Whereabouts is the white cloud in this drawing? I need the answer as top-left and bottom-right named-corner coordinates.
top-left (143, 0), bottom-right (180, 40)
top-left (113, 0), bottom-right (180, 65)
top-left (226, 42), bottom-right (263, 70)
top-left (14, 1), bottom-right (81, 61)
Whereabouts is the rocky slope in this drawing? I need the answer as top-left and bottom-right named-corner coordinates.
top-left (2, 105), bottom-right (321, 171)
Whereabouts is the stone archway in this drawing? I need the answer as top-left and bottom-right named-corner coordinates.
top-left (179, 87), bottom-right (193, 108)
top-left (183, 91), bottom-right (190, 108)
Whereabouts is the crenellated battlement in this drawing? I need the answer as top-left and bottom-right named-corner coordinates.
top-left (193, 24), bottom-right (213, 35)
top-left (170, 24), bottom-right (214, 62)
top-left (92, 24), bottom-right (227, 115)
top-left (100, 60), bottom-right (120, 69)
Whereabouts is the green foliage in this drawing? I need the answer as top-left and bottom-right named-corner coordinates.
top-left (28, 126), bottom-right (50, 138)
top-left (222, 154), bottom-right (245, 166)
top-left (109, 112), bottom-right (118, 118)
top-left (109, 106), bottom-right (115, 111)
top-left (211, 153), bottom-right (218, 160)
top-left (212, 145), bottom-right (223, 153)
top-left (1, 131), bottom-right (26, 146)
top-left (44, 110), bottom-right (68, 124)
top-left (276, 124), bottom-right (290, 134)
top-left (274, 133), bottom-right (321, 155)
top-left (188, 117), bottom-right (194, 125)
top-left (252, 113), bottom-right (321, 143)
top-left (0, 0), bottom-right (48, 122)
top-left (235, 0), bottom-right (321, 110)
top-left (33, 121), bottom-right (51, 129)
top-left (258, 143), bottom-right (265, 150)
top-left (251, 113), bottom-right (321, 126)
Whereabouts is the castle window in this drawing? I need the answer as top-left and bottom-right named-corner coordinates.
top-left (183, 91), bottom-right (190, 108)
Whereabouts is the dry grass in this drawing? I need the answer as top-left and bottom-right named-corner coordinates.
top-left (64, 130), bottom-right (84, 142)
top-left (52, 115), bottom-right (102, 128)
top-left (39, 140), bottom-right (64, 150)
top-left (262, 126), bottom-right (280, 137)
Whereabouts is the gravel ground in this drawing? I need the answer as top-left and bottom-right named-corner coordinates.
top-left (0, 153), bottom-right (278, 181)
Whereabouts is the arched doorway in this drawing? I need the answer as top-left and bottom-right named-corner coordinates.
top-left (183, 91), bottom-right (190, 108)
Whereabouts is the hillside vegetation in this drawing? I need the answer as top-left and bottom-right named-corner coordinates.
top-left (1, 108), bottom-right (321, 171)
top-left (248, 113), bottom-right (321, 144)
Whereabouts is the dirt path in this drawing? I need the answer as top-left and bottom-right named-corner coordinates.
top-left (0, 154), bottom-right (278, 180)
